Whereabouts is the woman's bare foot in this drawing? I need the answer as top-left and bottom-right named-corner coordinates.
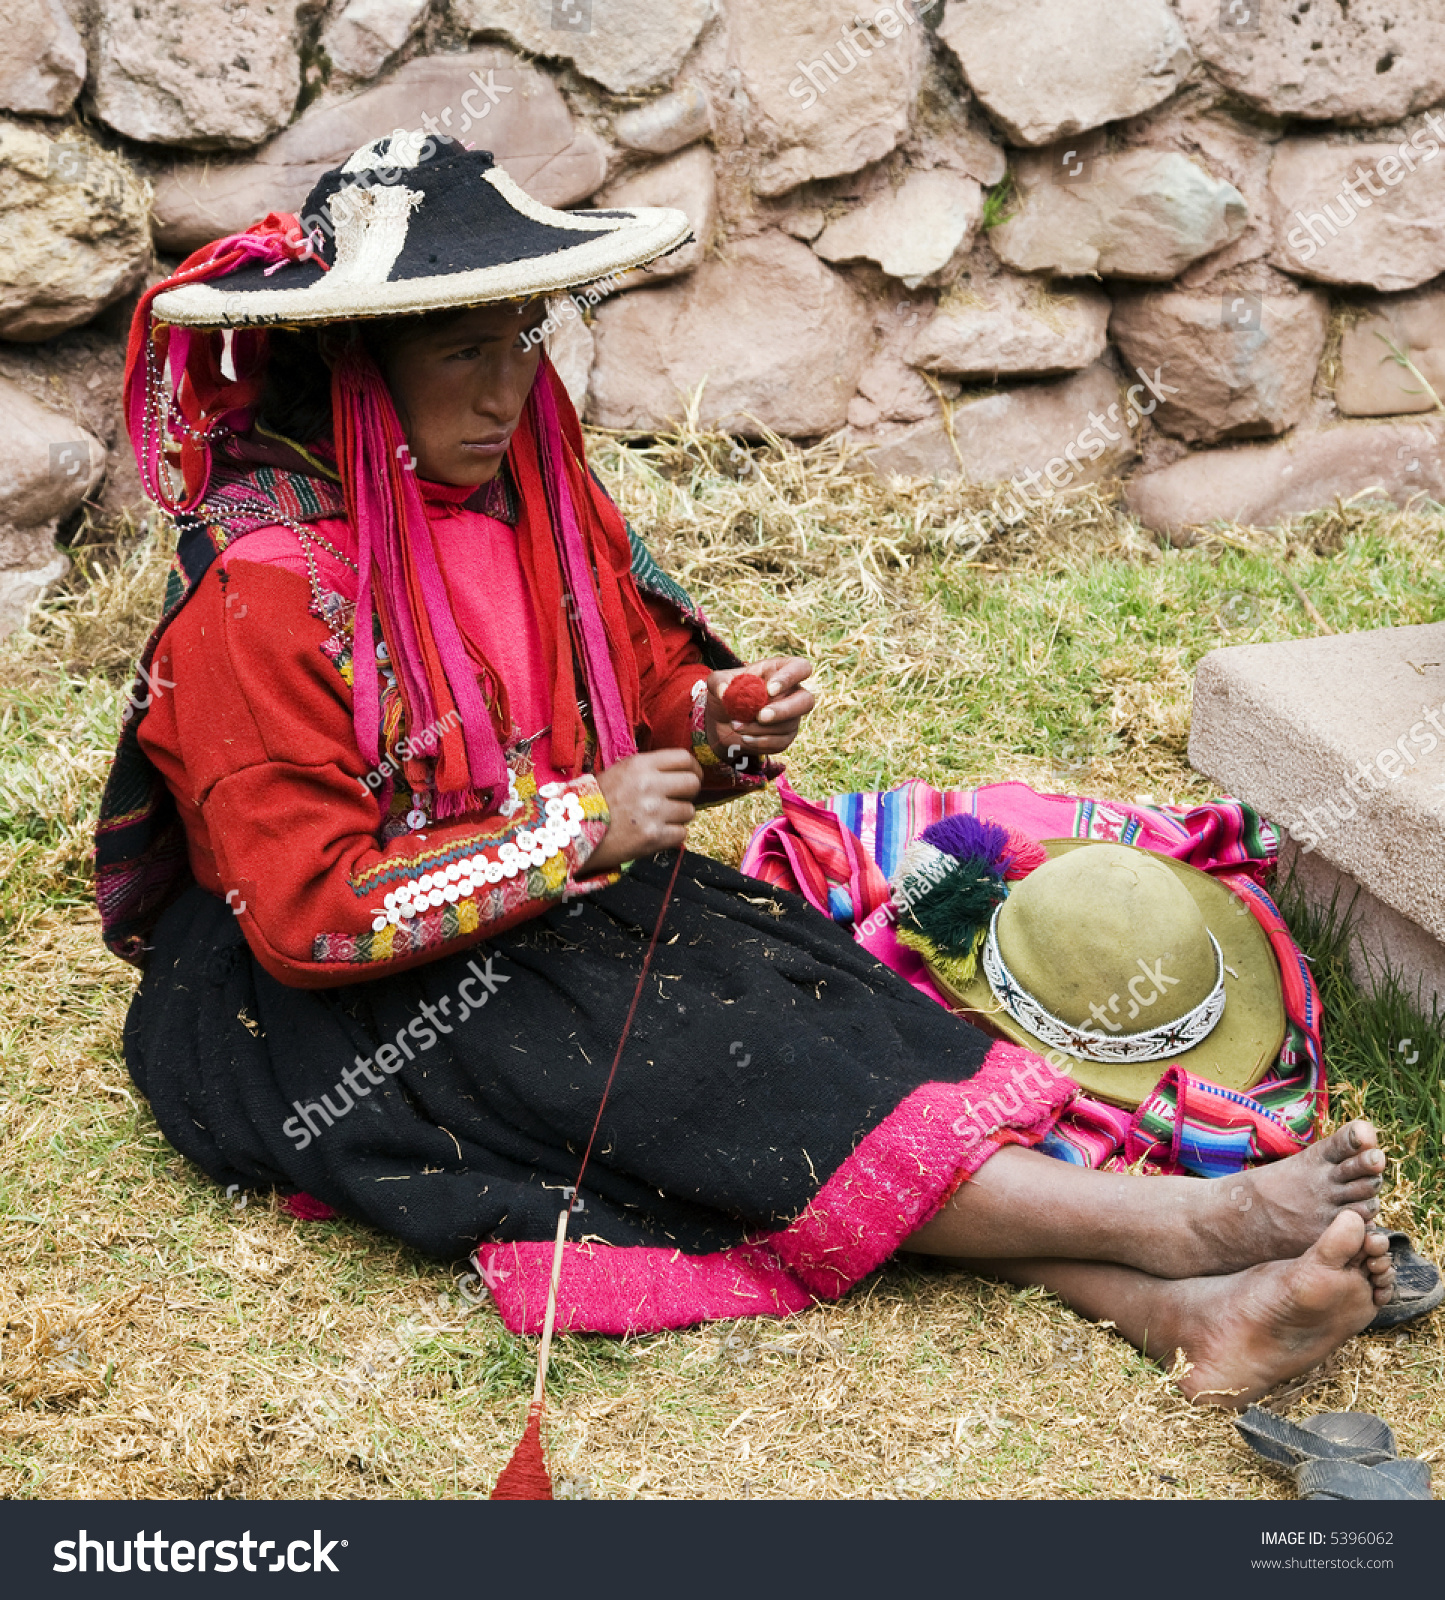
top-left (1167, 1213), bottom-right (1393, 1406)
top-left (906, 1123), bottom-right (1390, 1282)
top-left (1183, 1120), bottom-right (1387, 1277)
top-left (976, 1213), bottom-right (1395, 1410)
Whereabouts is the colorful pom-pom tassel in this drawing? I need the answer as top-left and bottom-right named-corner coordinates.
top-left (1001, 830), bottom-right (1048, 880)
top-left (890, 814), bottom-right (1045, 961)
top-left (897, 925), bottom-right (986, 988)
top-left (919, 813), bottom-right (1011, 864)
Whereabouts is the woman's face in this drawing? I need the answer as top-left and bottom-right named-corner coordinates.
top-left (373, 299), bottom-right (547, 486)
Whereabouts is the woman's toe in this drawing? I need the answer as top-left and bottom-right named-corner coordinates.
top-left (1336, 1148), bottom-right (1387, 1183)
top-left (1328, 1120), bottom-right (1378, 1160)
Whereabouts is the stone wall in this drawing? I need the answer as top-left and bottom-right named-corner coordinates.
top-left (6, 0), bottom-right (1445, 630)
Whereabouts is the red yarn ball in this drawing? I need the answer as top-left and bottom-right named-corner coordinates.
top-left (722, 673), bottom-right (771, 724)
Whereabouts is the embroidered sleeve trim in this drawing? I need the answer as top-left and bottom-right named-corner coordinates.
top-left (314, 781), bottom-right (610, 966)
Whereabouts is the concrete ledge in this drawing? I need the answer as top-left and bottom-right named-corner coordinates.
top-left (1189, 621), bottom-right (1445, 1010)
top-left (1281, 839), bottom-right (1445, 1013)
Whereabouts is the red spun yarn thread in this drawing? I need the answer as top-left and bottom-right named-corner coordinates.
top-left (490, 1402), bottom-right (553, 1500)
top-left (487, 848), bottom-right (687, 1502)
top-left (722, 673), bottom-right (770, 724)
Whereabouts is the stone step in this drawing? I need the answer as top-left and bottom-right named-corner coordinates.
top-left (1189, 621), bottom-right (1445, 1013)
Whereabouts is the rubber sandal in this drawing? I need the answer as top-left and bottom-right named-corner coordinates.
top-left (1236, 1406), bottom-right (1434, 1501)
top-left (1366, 1231), bottom-right (1444, 1333)
top-left (1295, 1457), bottom-right (1433, 1500)
top-left (1236, 1407), bottom-right (1397, 1468)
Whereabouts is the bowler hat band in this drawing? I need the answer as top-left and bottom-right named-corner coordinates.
top-left (980, 905), bottom-right (1227, 1064)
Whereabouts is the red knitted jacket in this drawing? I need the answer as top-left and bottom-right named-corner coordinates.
top-left (137, 503), bottom-right (759, 989)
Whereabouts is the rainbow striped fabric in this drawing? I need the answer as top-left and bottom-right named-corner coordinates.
top-left (740, 777), bottom-right (1326, 1180)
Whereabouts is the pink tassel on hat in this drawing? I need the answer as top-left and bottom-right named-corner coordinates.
top-left (122, 212), bottom-right (326, 515)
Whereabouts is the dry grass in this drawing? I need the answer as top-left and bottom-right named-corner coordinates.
top-left (2, 426), bottom-right (1443, 1500)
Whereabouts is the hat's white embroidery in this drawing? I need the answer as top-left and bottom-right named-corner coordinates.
top-left (341, 129), bottom-right (430, 174)
top-left (326, 183), bottom-right (425, 288)
top-left (980, 904), bottom-right (1227, 1064)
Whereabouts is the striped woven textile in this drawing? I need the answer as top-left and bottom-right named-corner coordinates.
top-left (740, 777), bottom-right (1326, 1180)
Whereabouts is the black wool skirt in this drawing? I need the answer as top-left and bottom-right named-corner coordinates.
top-left (124, 852), bottom-right (1072, 1334)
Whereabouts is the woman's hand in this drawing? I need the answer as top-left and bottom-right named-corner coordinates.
top-left (582, 748), bottom-right (703, 875)
top-left (705, 656), bottom-right (815, 764)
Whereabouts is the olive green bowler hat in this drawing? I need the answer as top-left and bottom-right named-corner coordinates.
top-left (932, 840), bottom-right (1287, 1109)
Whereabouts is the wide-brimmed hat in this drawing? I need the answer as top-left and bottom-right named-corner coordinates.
top-left (892, 830), bottom-right (1286, 1108)
top-left (148, 129), bottom-right (692, 329)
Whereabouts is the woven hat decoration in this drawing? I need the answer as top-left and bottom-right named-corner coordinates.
top-left (147, 129), bottom-right (692, 329)
top-left (890, 814), bottom-right (1048, 989)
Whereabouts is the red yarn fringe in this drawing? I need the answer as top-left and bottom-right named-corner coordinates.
top-left (490, 1401), bottom-right (553, 1500)
top-left (1002, 831), bottom-right (1049, 880)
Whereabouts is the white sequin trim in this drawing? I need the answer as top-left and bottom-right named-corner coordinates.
top-left (368, 789), bottom-right (592, 925)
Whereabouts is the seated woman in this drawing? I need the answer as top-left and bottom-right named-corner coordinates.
top-left (99, 133), bottom-right (1395, 1409)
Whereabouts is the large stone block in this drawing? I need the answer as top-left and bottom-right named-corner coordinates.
top-left (1125, 418), bottom-right (1445, 538)
top-left (848, 286), bottom-right (958, 432)
top-left (909, 82), bottom-right (1007, 190)
top-left (0, 374), bottom-right (105, 531)
top-left (1269, 131), bottom-right (1445, 292)
top-left (1119, 86), bottom-right (1282, 292)
top-left (451, 0), bottom-right (713, 94)
top-left (1278, 842), bottom-right (1445, 1015)
top-left (812, 167), bottom-right (982, 288)
top-left (1177, 0), bottom-right (1445, 127)
top-left (0, 372), bottom-right (104, 638)
top-left (1109, 284), bottom-right (1329, 444)
top-left (729, 0), bottom-right (930, 198)
top-left (855, 359), bottom-right (1137, 485)
top-left (0, 0), bottom-right (87, 118)
top-left (0, 122), bottom-right (153, 342)
top-left (0, 298), bottom-right (147, 527)
top-left (937, 0), bottom-right (1190, 148)
top-left (0, 546), bottom-right (68, 640)
top-left (1336, 287), bottom-right (1445, 417)
top-left (87, 0), bottom-right (312, 149)
top-left (586, 232), bottom-right (873, 437)
top-left (150, 50), bottom-right (609, 255)
top-left (907, 271), bottom-right (1110, 379)
top-left (992, 148), bottom-right (1247, 281)
top-left (1189, 623), bottom-right (1445, 1009)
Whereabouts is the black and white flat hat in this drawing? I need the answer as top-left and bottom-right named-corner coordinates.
top-left (150, 131), bottom-right (692, 327)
